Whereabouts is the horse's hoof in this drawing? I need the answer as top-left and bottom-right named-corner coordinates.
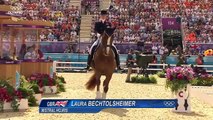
top-left (102, 93), bottom-right (107, 99)
top-left (96, 91), bottom-right (102, 99)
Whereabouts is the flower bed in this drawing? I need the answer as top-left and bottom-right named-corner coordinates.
top-left (0, 72), bottom-right (66, 112)
top-left (129, 75), bottom-right (157, 84)
top-left (28, 73), bottom-right (66, 94)
top-left (157, 71), bottom-right (166, 78)
top-left (28, 73), bottom-right (57, 94)
top-left (191, 74), bottom-right (213, 86)
top-left (0, 80), bottom-right (32, 112)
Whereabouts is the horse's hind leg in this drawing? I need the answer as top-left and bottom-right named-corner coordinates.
top-left (96, 73), bottom-right (102, 99)
top-left (102, 74), bottom-right (112, 99)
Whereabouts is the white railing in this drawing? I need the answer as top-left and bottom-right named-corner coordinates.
top-left (148, 63), bottom-right (213, 73)
top-left (53, 61), bottom-right (127, 72)
top-left (52, 61), bottom-right (213, 73)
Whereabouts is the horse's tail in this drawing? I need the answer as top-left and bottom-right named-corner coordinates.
top-left (85, 73), bottom-right (96, 90)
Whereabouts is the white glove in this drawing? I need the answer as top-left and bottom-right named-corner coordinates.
top-left (97, 33), bottom-right (101, 38)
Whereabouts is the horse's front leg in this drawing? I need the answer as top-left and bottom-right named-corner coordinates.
top-left (102, 74), bottom-right (112, 99)
top-left (96, 74), bottom-right (101, 99)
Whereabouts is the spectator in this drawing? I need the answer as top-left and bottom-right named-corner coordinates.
top-left (24, 45), bottom-right (38, 59)
top-left (196, 54), bottom-right (204, 65)
top-left (37, 49), bottom-right (44, 59)
top-left (126, 49), bottom-right (135, 82)
top-left (18, 43), bottom-right (27, 60)
top-left (152, 44), bottom-right (158, 55)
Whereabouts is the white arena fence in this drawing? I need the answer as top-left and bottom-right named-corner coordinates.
top-left (52, 61), bottom-right (213, 73)
top-left (52, 61), bottom-right (127, 72)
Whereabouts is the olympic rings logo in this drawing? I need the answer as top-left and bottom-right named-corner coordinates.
top-left (10, 5), bottom-right (23, 11)
top-left (9, 5), bottom-right (23, 15)
top-left (163, 101), bottom-right (176, 107)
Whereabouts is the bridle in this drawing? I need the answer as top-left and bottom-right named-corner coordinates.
top-left (103, 31), bottom-right (113, 47)
top-left (101, 31), bottom-right (114, 55)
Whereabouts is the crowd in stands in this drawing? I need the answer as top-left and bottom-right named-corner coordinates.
top-left (90, 0), bottom-right (162, 44)
top-left (1, 0), bottom-right (213, 56)
top-left (160, 0), bottom-right (183, 18)
top-left (182, 0), bottom-right (213, 44)
top-left (1, 0), bottom-right (81, 42)
top-left (81, 0), bottom-right (100, 15)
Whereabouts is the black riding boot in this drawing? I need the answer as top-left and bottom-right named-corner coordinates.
top-left (112, 46), bottom-right (122, 70)
top-left (86, 45), bottom-right (97, 70)
top-left (86, 54), bottom-right (92, 70)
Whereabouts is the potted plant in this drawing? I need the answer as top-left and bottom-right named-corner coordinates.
top-left (31, 84), bottom-right (42, 104)
top-left (166, 66), bottom-right (194, 113)
top-left (28, 73), bottom-right (57, 94)
top-left (0, 80), bottom-right (15, 111)
top-left (42, 74), bottom-right (57, 94)
top-left (0, 86), bottom-right (14, 111)
top-left (16, 87), bottom-right (29, 110)
top-left (166, 66), bottom-right (194, 94)
top-left (56, 75), bottom-right (66, 93)
top-left (57, 76), bottom-right (66, 84)
top-left (29, 73), bottom-right (44, 92)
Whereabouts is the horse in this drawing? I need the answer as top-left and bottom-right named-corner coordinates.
top-left (85, 28), bottom-right (116, 99)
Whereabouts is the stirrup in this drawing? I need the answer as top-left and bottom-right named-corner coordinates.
top-left (117, 66), bottom-right (123, 70)
top-left (85, 65), bottom-right (90, 70)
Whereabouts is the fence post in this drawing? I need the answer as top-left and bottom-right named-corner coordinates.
top-left (53, 61), bottom-right (57, 73)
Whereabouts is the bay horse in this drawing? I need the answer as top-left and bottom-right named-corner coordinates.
top-left (85, 28), bottom-right (116, 99)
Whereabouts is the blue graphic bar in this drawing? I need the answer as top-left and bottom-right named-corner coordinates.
top-left (39, 99), bottom-right (177, 113)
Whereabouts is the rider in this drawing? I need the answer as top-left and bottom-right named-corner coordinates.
top-left (86, 9), bottom-right (122, 70)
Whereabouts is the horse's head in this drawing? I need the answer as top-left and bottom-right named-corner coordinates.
top-left (101, 28), bottom-right (115, 56)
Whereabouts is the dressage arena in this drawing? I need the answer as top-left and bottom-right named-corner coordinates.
top-left (0, 73), bottom-right (212, 120)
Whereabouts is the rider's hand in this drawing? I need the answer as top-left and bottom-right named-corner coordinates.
top-left (97, 33), bottom-right (101, 38)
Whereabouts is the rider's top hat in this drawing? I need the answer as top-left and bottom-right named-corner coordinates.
top-left (100, 9), bottom-right (108, 15)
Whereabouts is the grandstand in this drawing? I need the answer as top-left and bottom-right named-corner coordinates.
top-left (0, 0), bottom-right (213, 57)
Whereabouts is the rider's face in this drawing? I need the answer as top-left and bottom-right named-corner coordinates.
top-left (100, 15), bottom-right (108, 20)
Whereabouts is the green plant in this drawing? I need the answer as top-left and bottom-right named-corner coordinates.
top-left (55, 76), bottom-right (66, 93)
top-left (11, 97), bottom-right (20, 112)
top-left (20, 76), bottom-right (33, 90)
top-left (28, 95), bottom-right (37, 106)
top-left (0, 101), bottom-right (3, 112)
top-left (136, 76), bottom-right (142, 83)
top-left (42, 77), bottom-right (56, 86)
top-left (131, 76), bottom-right (138, 83)
top-left (149, 76), bottom-right (157, 84)
top-left (157, 71), bottom-right (165, 78)
top-left (57, 76), bottom-right (66, 84)
top-left (0, 80), bottom-right (14, 96)
top-left (42, 77), bottom-right (49, 86)
top-left (57, 83), bottom-right (66, 93)
top-left (17, 87), bottom-right (29, 99)
top-left (143, 76), bottom-right (150, 83)
top-left (191, 77), bottom-right (213, 86)
top-left (166, 80), bottom-right (189, 94)
top-left (31, 84), bottom-right (41, 94)
top-left (0, 80), bottom-right (15, 104)
top-left (130, 75), bottom-right (157, 84)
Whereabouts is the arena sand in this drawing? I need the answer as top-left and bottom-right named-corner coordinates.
top-left (0, 73), bottom-right (212, 120)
